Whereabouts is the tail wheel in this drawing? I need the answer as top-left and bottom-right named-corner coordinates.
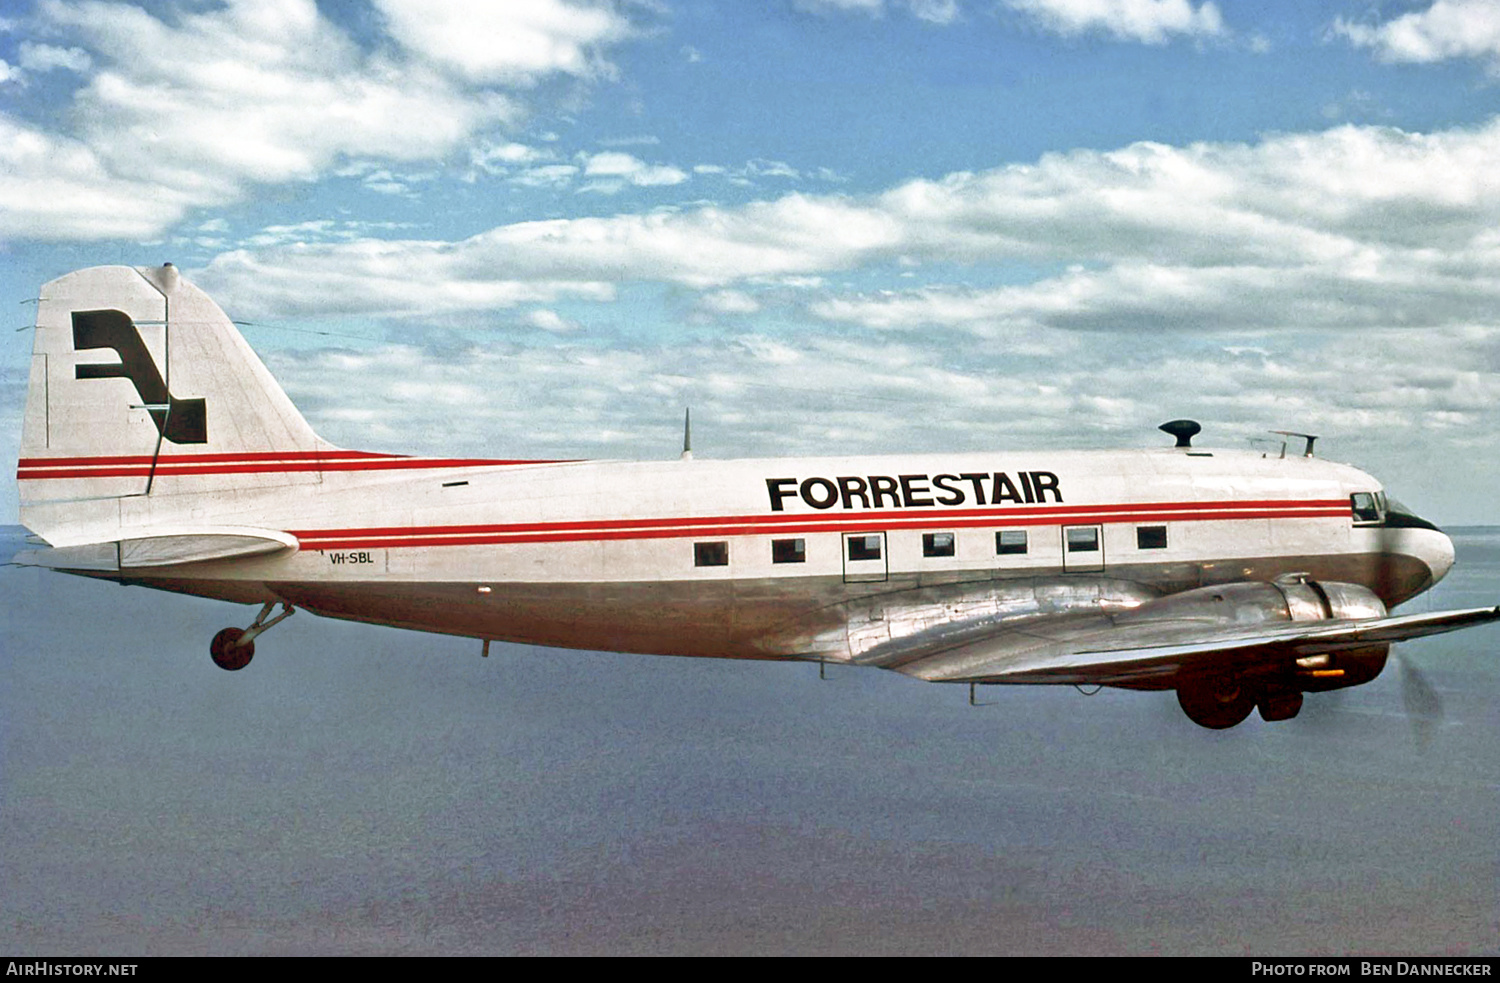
top-left (210, 627), bottom-right (254, 671)
top-left (1177, 677), bottom-right (1257, 729)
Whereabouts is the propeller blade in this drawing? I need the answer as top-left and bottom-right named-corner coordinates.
top-left (1398, 655), bottom-right (1443, 751)
top-left (1375, 515), bottom-right (1441, 749)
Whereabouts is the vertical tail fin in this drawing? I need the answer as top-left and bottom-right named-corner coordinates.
top-left (19, 264), bottom-right (336, 543)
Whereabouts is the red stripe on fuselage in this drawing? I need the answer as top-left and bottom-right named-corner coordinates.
top-left (289, 500), bottom-right (1351, 550)
top-left (18, 450), bottom-right (398, 466)
top-left (16, 451), bottom-right (574, 480)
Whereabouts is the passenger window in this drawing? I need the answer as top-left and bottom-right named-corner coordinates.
top-left (996, 530), bottom-right (1028, 555)
top-left (923, 532), bottom-right (955, 557)
top-left (1137, 525), bottom-right (1167, 550)
top-left (1066, 527), bottom-right (1099, 553)
top-left (847, 534), bottom-right (882, 562)
top-left (694, 541), bottom-right (729, 567)
top-left (771, 538), bottom-right (806, 564)
top-left (1351, 492), bottom-right (1382, 524)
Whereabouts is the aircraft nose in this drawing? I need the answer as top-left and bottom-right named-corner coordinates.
top-left (1421, 527), bottom-right (1456, 586)
top-left (1393, 525), bottom-right (1455, 593)
top-left (1372, 526), bottom-right (1455, 607)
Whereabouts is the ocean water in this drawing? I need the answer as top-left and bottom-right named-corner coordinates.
top-left (1, 525), bottom-right (1497, 955)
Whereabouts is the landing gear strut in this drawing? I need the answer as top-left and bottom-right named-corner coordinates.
top-left (210, 602), bottom-right (295, 671)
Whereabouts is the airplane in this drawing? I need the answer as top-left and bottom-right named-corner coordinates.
top-left (13, 264), bottom-right (1499, 729)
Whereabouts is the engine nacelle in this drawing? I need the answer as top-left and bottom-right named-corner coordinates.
top-left (1296, 645), bottom-right (1390, 692)
top-left (1280, 577), bottom-right (1387, 622)
top-left (1112, 575), bottom-right (1387, 631)
top-left (1125, 577), bottom-right (1393, 727)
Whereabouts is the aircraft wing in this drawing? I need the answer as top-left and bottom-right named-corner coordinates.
top-left (877, 604), bottom-right (1500, 688)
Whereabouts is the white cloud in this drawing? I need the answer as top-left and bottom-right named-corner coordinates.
top-left (0, 0), bottom-right (644, 241)
top-left (745, 159), bottom-right (801, 180)
top-left (372, 0), bottom-right (634, 85)
top-left (363, 170), bottom-right (417, 196)
top-left (698, 290), bottom-right (763, 315)
top-left (510, 163), bottom-right (581, 188)
top-left (597, 135), bottom-right (662, 148)
top-left (810, 259), bottom-right (1500, 337)
top-left (0, 60), bottom-right (19, 84)
top-left (691, 158), bottom-right (852, 188)
top-left (243, 220), bottom-right (340, 249)
top-left (43, 0), bottom-right (508, 186)
top-left (1006, 0), bottom-right (1226, 44)
top-left (524, 308), bottom-right (581, 332)
top-left (200, 117), bottom-right (1500, 309)
top-left (692, 159), bottom-right (807, 186)
top-left (793, 0), bottom-right (961, 22)
top-left (1334, 0), bottom-right (1500, 68)
top-left (0, 114), bottom-right (201, 240)
top-left (17, 41), bottom-right (92, 73)
top-left (254, 316), bottom-right (1500, 524)
top-left (908, 0), bottom-right (961, 23)
top-left (578, 151), bottom-right (689, 190)
top-left (0, 0), bottom-right (512, 238)
top-left (471, 141), bottom-right (553, 174)
top-left (196, 242), bottom-right (617, 319)
top-left (193, 193), bottom-right (896, 313)
top-left (794, 0), bottom-right (885, 15)
top-left (235, 219), bottom-right (418, 250)
top-left (264, 329), bottom-right (1089, 465)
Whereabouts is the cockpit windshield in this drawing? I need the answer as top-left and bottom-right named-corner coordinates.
top-left (1383, 496), bottom-right (1441, 531)
top-left (1350, 491), bottom-right (1441, 531)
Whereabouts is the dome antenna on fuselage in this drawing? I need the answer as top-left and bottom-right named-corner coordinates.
top-left (1159, 419), bottom-right (1202, 448)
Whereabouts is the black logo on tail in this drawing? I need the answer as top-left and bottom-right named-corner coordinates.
top-left (73, 309), bottom-right (207, 444)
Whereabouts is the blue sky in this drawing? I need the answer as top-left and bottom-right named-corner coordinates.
top-left (5, 0), bottom-right (1500, 521)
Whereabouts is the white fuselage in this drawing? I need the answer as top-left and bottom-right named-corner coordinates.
top-left (23, 445), bottom-right (1455, 663)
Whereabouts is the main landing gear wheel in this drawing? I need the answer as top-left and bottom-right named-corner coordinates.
top-left (1177, 677), bottom-right (1258, 729)
top-left (210, 627), bottom-right (254, 671)
top-left (209, 602), bottom-right (295, 672)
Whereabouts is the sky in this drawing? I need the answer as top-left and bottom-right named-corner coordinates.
top-left (4, 0), bottom-right (1500, 523)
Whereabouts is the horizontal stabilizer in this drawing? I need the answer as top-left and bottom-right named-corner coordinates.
top-left (13, 528), bottom-right (298, 572)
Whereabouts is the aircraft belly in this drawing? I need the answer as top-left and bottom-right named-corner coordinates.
top-left (262, 578), bottom-right (844, 659)
top-left (95, 549), bottom-right (1434, 661)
